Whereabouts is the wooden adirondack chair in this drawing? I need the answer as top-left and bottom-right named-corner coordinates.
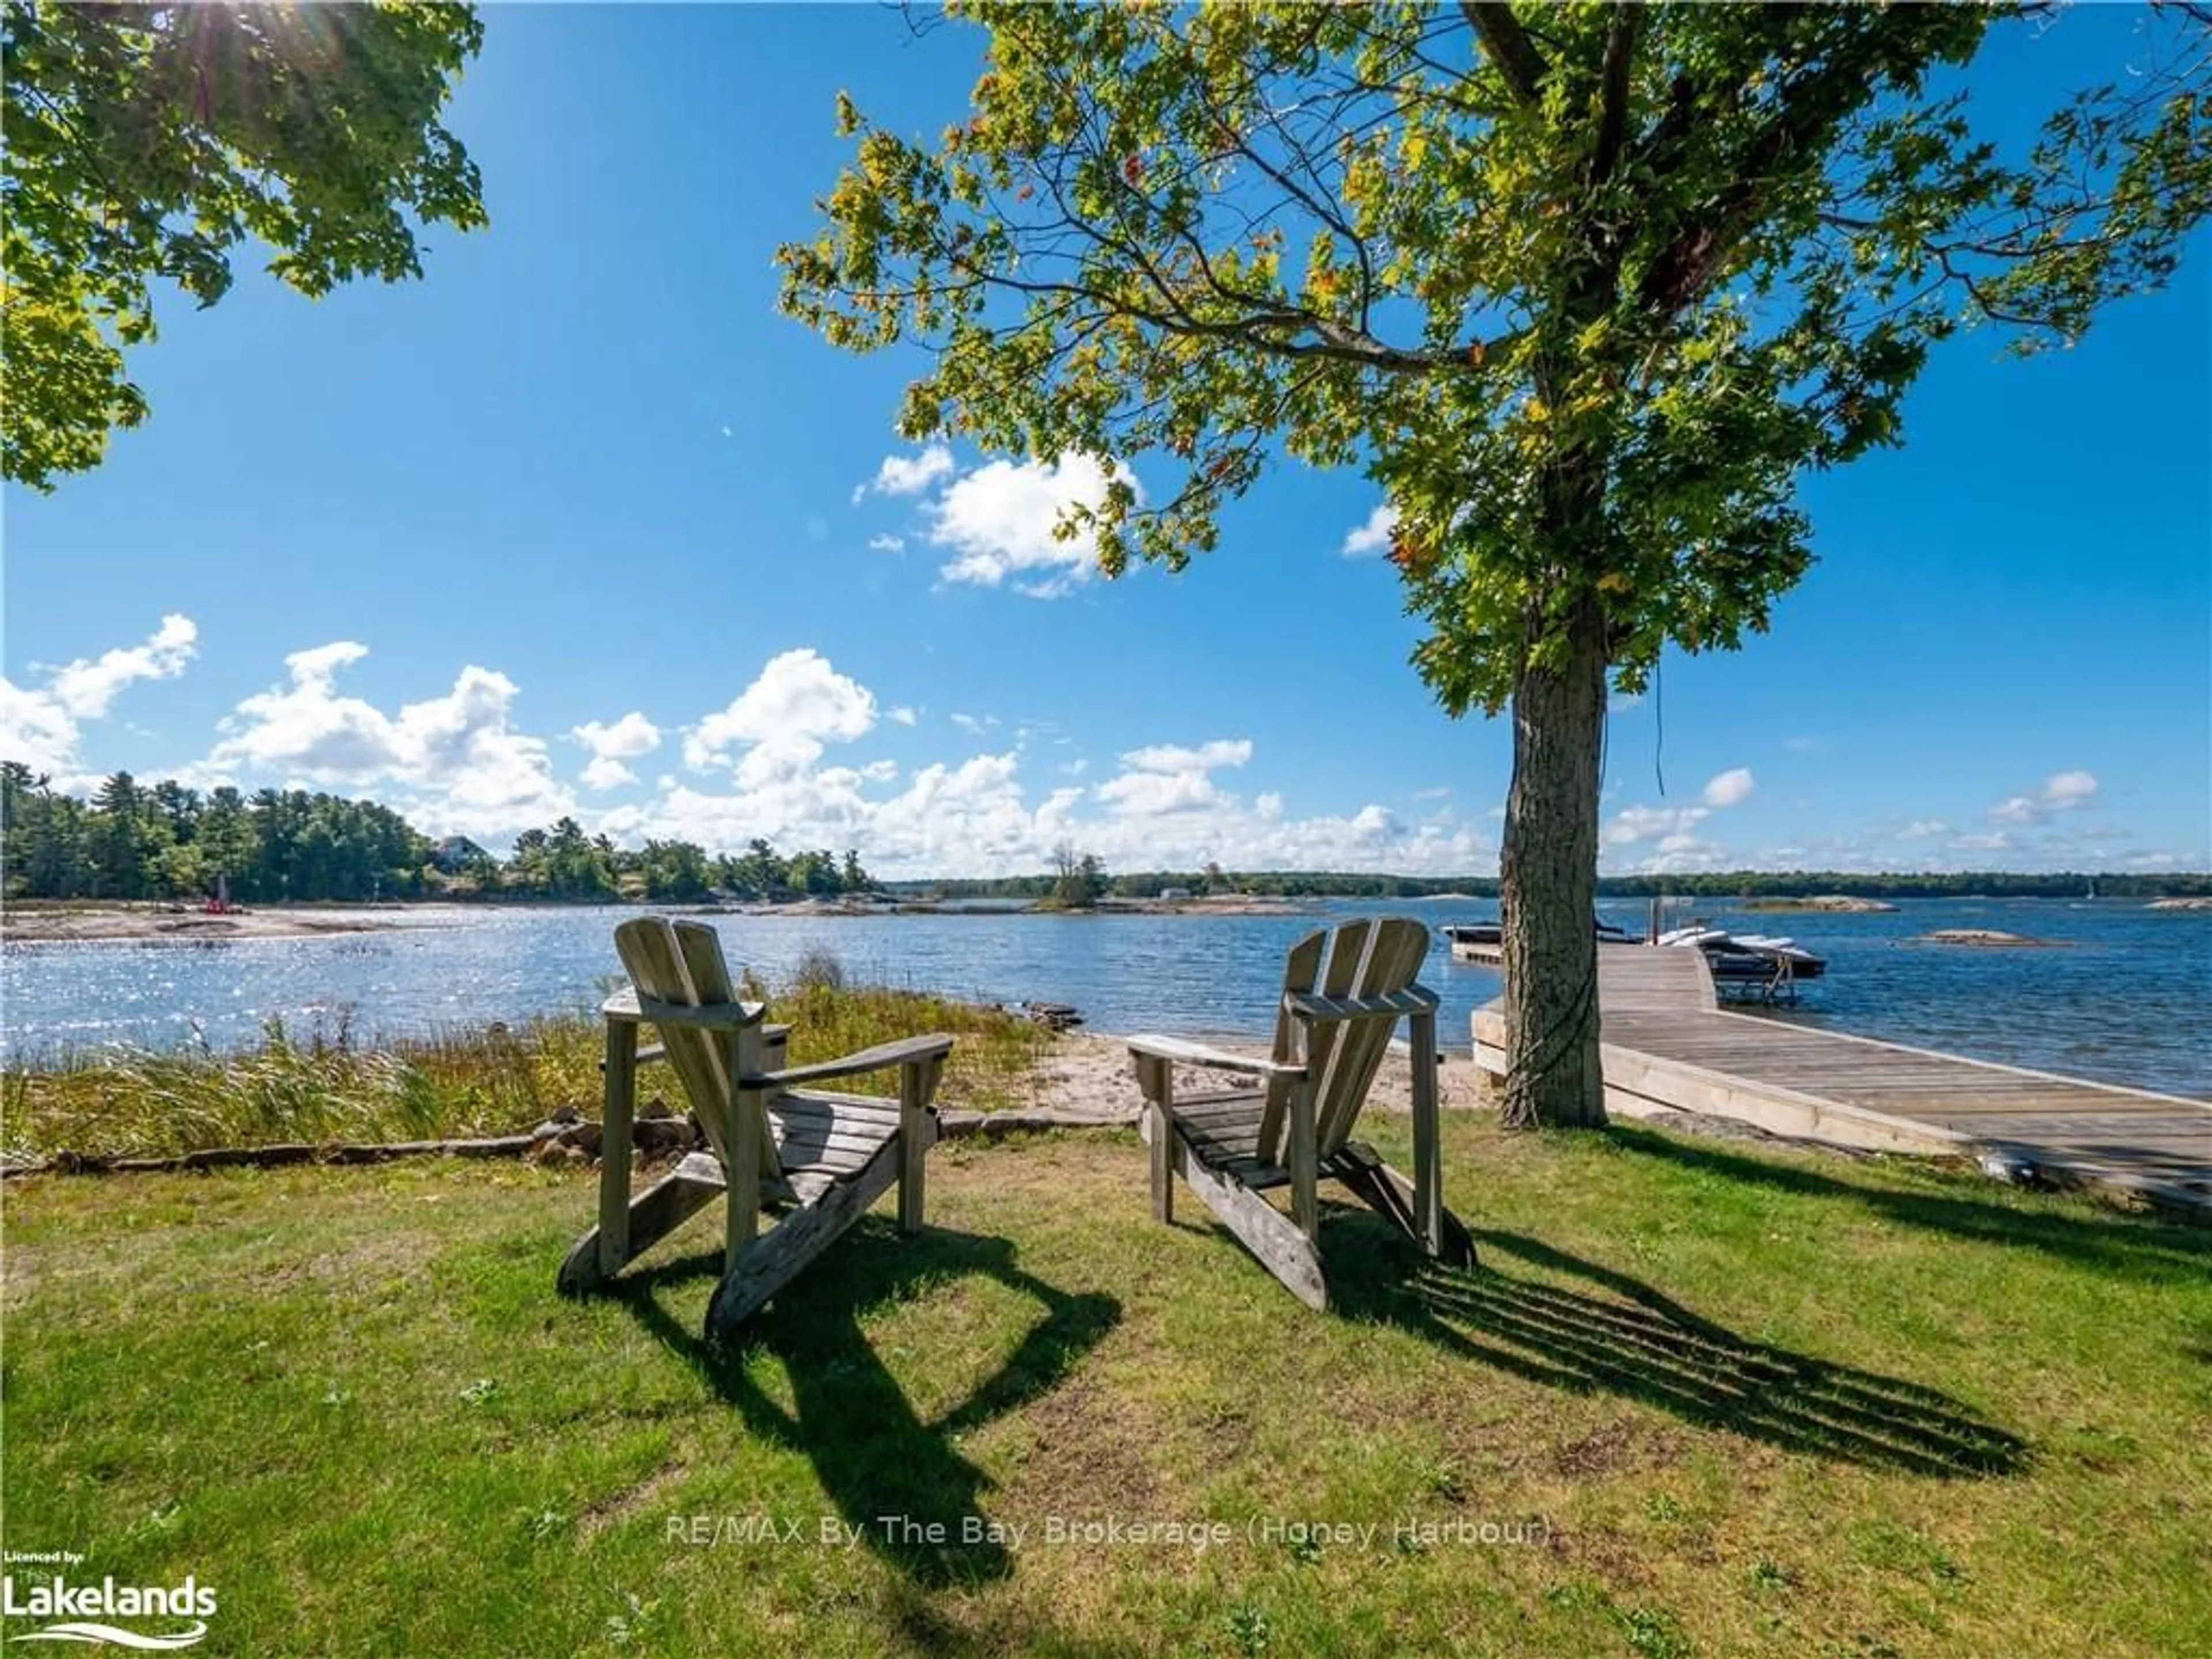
top-left (558, 917), bottom-right (952, 1338)
top-left (1128, 917), bottom-right (1474, 1310)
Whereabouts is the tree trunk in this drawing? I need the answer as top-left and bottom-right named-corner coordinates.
top-left (1498, 588), bottom-right (1609, 1129)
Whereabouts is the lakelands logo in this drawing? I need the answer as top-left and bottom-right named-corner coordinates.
top-left (1, 1562), bottom-right (216, 1650)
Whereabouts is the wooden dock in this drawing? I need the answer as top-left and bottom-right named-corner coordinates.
top-left (1468, 943), bottom-right (2211, 1213)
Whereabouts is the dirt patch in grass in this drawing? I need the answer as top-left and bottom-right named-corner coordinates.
top-left (1549, 1420), bottom-right (1692, 1480)
top-left (999, 1374), bottom-right (1165, 1518)
top-left (249, 1229), bottom-right (444, 1293)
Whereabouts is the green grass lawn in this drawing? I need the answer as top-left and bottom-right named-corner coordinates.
top-left (3, 1115), bottom-right (2206, 1657)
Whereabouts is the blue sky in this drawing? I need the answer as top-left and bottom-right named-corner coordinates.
top-left (3, 5), bottom-right (2206, 877)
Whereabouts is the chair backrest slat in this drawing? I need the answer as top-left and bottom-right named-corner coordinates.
top-left (1256, 927), bottom-right (1330, 1160)
top-left (1315, 918), bottom-right (1429, 1152)
top-left (613, 917), bottom-right (779, 1179)
top-left (1254, 918), bottom-right (1430, 1165)
top-left (1294, 919), bottom-right (1374, 1160)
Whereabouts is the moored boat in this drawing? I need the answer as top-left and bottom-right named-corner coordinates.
top-left (1657, 925), bottom-right (1827, 982)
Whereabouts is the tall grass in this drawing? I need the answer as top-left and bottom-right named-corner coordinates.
top-left (771, 979), bottom-right (1054, 1109)
top-left (3, 963), bottom-right (1051, 1161)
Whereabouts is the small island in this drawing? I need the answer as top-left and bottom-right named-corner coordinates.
top-left (1743, 895), bottom-right (1900, 913)
top-left (1909, 929), bottom-right (2067, 948)
top-left (2147, 896), bottom-right (2212, 911)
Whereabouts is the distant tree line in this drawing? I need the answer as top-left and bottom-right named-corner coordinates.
top-left (0, 766), bottom-right (878, 905)
top-left (1, 765), bottom-right (428, 903)
top-left (4, 764), bottom-right (2200, 905)
top-left (904, 866), bottom-right (2211, 902)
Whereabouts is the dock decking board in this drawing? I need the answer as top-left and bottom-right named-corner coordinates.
top-left (1471, 943), bottom-right (2210, 1212)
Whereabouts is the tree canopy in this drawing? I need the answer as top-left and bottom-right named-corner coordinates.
top-left (0, 764), bottom-right (881, 906)
top-left (2, 1), bottom-right (486, 487)
top-left (780, 1), bottom-right (2211, 1126)
top-left (782, 1), bottom-right (2207, 713)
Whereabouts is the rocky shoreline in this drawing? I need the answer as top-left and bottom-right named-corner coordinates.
top-left (1, 904), bottom-right (408, 944)
top-left (1742, 894), bottom-right (1900, 913)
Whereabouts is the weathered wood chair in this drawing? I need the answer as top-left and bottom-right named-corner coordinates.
top-left (1128, 916), bottom-right (1474, 1310)
top-left (558, 917), bottom-right (952, 1339)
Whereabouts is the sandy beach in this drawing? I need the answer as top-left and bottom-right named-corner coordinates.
top-left (1002, 1028), bottom-right (1497, 1123)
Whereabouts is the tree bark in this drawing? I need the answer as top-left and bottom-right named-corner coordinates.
top-left (1498, 588), bottom-right (1609, 1129)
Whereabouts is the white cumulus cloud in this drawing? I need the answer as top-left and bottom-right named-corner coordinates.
top-left (926, 453), bottom-right (1133, 597)
top-left (1340, 503), bottom-right (1398, 558)
top-left (1119, 739), bottom-right (1253, 774)
top-left (570, 712), bottom-right (661, 792)
top-left (1702, 767), bottom-right (1756, 808)
top-left (1, 613), bottom-right (199, 783)
top-left (854, 444), bottom-right (955, 502)
top-left (684, 649), bottom-right (877, 781)
top-left (47, 613), bottom-right (200, 718)
top-left (1096, 738), bottom-right (1253, 817)
top-left (1990, 769), bottom-right (2100, 824)
top-left (0, 680), bottom-right (81, 779)
top-left (570, 707), bottom-right (662, 792)
top-left (589, 663), bottom-right (1491, 880)
top-left (580, 756), bottom-right (638, 791)
top-left (1604, 804), bottom-right (1710, 847)
top-left (202, 642), bottom-right (574, 839)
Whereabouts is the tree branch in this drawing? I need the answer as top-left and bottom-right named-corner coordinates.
top-left (1637, 33), bottom-right (1912, 316)
top-left (1589, 6), bottom-right (1645, 187)
top-left (1461, 2), bottom-right (1549, 107)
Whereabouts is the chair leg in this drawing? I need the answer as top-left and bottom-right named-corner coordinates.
top-left (1333, 1141), bottom-right (1478, 1268)
top-left (1287, 1075), bottom-right (1319, 1244)
top-left (726, 1092), bottom-right (763, 1276)
top-left (1134, 1055), bottom-right (1174, 1224)
top-left (1172, 1147), bottom-right (1327, 1312)
top-left (897, 1057), bottom-right (935, 1234)
top-left (596, 1018), bottom-right (639, 1279)
top-left (1409, 1008), bottom-right (1444, 1257)
top-left (707, 1138), bottom-right (904, 1338)
top-left (558, 1153), bottom-right (728, 1294)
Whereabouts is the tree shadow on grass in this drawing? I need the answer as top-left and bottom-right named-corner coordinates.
top-left (1605, 1124), bottom-right (2210, 1279)
top-left (872, 1584), bottom-right (1166, 1659)
top-left (1325, 1214), bottom-right (2029, 1478)
top-left (612, 1218), bottom-right (1120, 1589)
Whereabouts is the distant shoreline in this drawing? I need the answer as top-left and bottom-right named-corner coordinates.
top-left (1741, 895), bottom-right (1900, 914)
top-left (10, 886), bottom-right (2208, 945)
top-left (0, 893), bottom-right (1317, 944)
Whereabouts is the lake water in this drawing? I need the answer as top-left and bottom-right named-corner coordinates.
top-left (3, 898), bottom-right (2207, 1098)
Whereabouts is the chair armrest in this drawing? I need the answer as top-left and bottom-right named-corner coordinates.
top-left (602, 987), bottom-right (768, 1029)
top-left (1282, 986), bottom-right (1439, 1023)
top-left (744, 1033), bottom-right (954, 1089)
top-left (1125, 1033), bottom-right (1305, 1079)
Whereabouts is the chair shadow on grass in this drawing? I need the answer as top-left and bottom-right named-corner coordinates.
top-left (1605, 1125), bottom-right (2211, 1280)
top-left (1323, 1211), bottom-right (2029, 1479)
top-left (611, 1217), bottom-right (1120, 1589)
